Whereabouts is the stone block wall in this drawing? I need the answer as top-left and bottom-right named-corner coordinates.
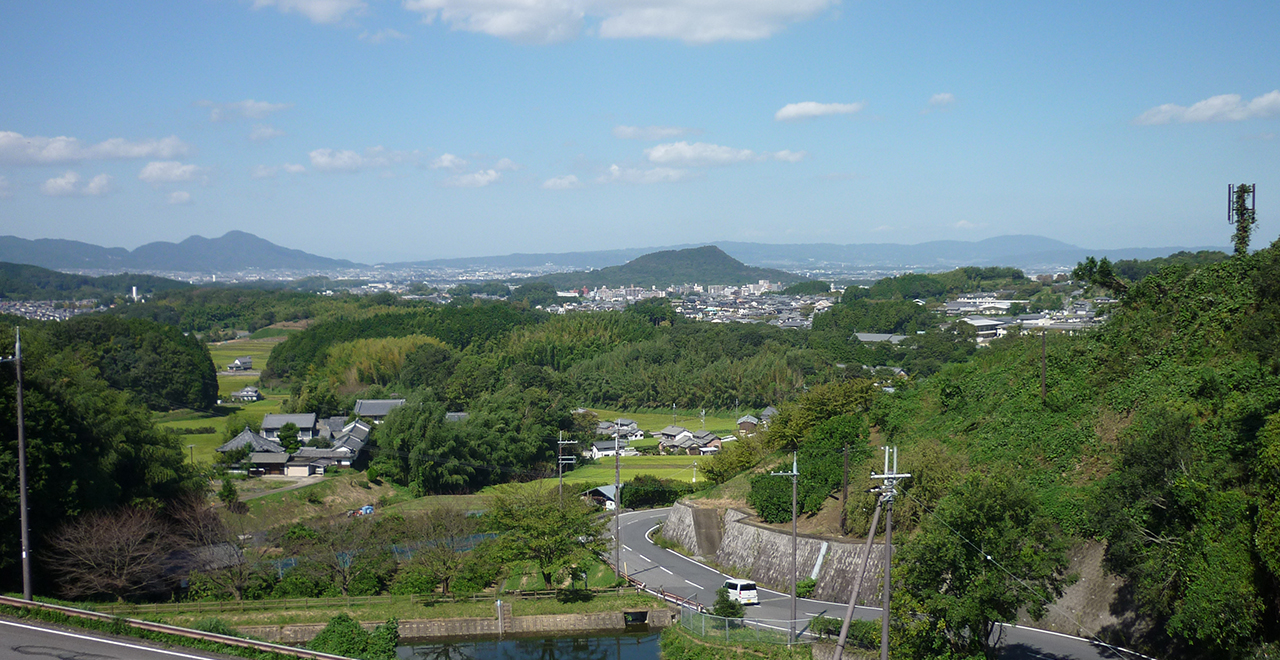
top-left (237, 609), bottom-right (675, 643)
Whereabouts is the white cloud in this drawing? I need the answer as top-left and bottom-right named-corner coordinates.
top-left (0, 131), bottom-right (188, 165)
top-left (929, 93), bottom-right (955, 107)
top-left (283, 163), bottom-right (306, 173)
top-left (495, 157), bottom-right (521, 171)
top-left (359, 28), bottom-right (408, 43)
top-left (444, 169), bottom-right (501, 187)
top-left (139, 161), bottom-right (205, 184)
top-left (402, 0), bottom-right (835, 44)
top-left (1135, 90), bottom-right (1280, 125)
top-left (252, 165), bottom-right (278, 179)
top-left (597, 164), bottom-right (690, 184)
top-left (430, 153), bottom-right (468, 170)
top-left (954, 220), bottom-right (976, 229)
top-left (250, 124), bottom-right (286, 142)
top-left (774, 101), bottom-right (866, 121)
top-left (168, 191), bottom-right (192, 205)
top-left (251, 0), bottom-right (367, 24)
top-left (644, 141), bottom-right (803, 166)
top-left (198, 99), bottom-right (291, 122)
top-left (40, 171), bottom-right (112, 197)
top-left (645, 141), bottom-right (757, 165)
top-left (0, 176), bottom-right (11, 199)
top-left (613, 125), bottom-right (694, 140)
top-left (542, 174), bottom-right (582, 189)
top-left (309, 146), bottom-right (419, 171)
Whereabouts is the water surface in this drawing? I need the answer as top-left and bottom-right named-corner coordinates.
top-left (397, 631), bottom-right (661, 660)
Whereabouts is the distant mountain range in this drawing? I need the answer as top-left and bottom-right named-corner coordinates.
top-left (0, 231), bottom-right (358, 273)
top-left (528, 246), bottom-right (805, 289)
top-left (398, 235), bottom-right (1231, 273)
top-left (0, 231), bottom-right (1228, 276)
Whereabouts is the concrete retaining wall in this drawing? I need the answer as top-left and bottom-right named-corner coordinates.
top-left (238, 609), bottom-right (675, 643)
top-left (713, 508), bottom-right (885, 605)
top-left (663, 502), bottom-right (703, 556)
top-left (665, 504), bottom-right (885, 606)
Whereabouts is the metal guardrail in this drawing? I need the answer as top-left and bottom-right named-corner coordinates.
top-left (91, 587), bottom-right (640, 615)
top-left (0, 595), bottom-right (352, 660)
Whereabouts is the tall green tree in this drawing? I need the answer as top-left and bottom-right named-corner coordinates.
top-left (488, 483), bottom-right (607, 589)
top-left (895, 473), bottom-right (1071, 660)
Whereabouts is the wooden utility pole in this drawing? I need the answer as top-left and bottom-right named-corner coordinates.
top-left (834, 503), bottom-right (882, 660)
top-left (840, 445), bottom-right (850, 535)
top-left (1041, 330), bottom-right (1047, 403)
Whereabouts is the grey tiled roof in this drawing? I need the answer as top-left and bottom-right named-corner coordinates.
top-left (353, 399), bottom-right (406, 418)
top-left (217, 427), bottom-right (283, 453)
top-left (261, 413), bottom-right (317, 430)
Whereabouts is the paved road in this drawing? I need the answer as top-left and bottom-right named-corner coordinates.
top-left (610, 508), bottom-right (1147, 660)
top-left (0, 618), bottom-right (231, 660)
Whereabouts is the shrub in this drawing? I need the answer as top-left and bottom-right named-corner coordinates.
top-left (796, 577), bottom-right (815, 599)
top-left (388, 563), bottom-right (439, 595)
top-left (711, 587), bottom-right (744, 618)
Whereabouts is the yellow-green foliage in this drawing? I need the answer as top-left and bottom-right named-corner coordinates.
top-left (501, 313), bottom-right (652, 371)
top-left (319, 335), bottom-right (446, 389)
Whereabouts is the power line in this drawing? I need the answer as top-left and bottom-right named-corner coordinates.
top-left (898, 489), bottom-right (1148, 660)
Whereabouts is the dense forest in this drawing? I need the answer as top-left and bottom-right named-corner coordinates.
top-left (716, 240), bottom-right (1280, 658)
top-left (0, 319), bottom-right (209, 592)
top-left (0, 262), bottom-right (191, 301)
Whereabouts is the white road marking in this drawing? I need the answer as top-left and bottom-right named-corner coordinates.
top-left (684, 579), bottom-right (704, 590)
top-left (637, 553), bottom-right (651, 563)
top-left (0, 620), bottom-right (221, 660)
top-left (622, 545), bottom-right (633, 551)
top-left (660, 567), bottom-right (673, 575)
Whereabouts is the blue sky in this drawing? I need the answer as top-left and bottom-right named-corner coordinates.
top-left (0, 0), bottom-right (1277, 263)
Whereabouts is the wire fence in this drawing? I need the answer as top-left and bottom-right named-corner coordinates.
top-left (677, 607), bottom-right (818, 646)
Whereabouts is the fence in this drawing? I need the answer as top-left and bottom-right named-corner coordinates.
top-left (92, 586), bottom-right (642, 616)
top-left (678, 607), bottom-right (819, 646)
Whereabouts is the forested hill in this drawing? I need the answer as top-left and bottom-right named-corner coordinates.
top-left (0, 262), bottom-right (191, 300)
top-left (529, 245), bottom-right (806, 289)
top-left (0, 231), bottom-right (359, 273)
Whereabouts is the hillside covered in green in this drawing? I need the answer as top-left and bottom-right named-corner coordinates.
top-left (718, 239), bottom-right (1280, 658)
top-left (0, 262), bottom-right (191, 301)
top-left (530, 245), bottom-right (806, 289)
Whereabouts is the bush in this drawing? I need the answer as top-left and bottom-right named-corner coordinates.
top-left (189, 617), bottom-right (238, 637)
top-left (388, 563), bottom-right (439, 595)
top-left (796, 577), bottom-right (815, 599)
top-left (308, 614), bottom-right (370, 658)
top-left (711, 587), bottom-right (745, 618)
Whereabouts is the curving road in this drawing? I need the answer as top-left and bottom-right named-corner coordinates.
top-left (611, 507), bottom-right (1147, 660)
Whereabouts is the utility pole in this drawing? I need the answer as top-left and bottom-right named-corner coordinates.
top-left (840, 445), bottom-right (850, 535)
top-left (1040, 330), bottom-right (1047, 404)
top-left (613, 422), bottom-right (622, 579)
top-left (771, 453), bottom-right (799, 645)
top-left (870, 446), bottom-right (910, 660)
top-left (834, 502), bottom-right (883, 660)
top-left (558, 431), bottom-right (576, 505)
top-left (671, 403), bottom-right (676, 425)
top-left (188, 443), bottom-right (196, 465)
top-left (2, 327), bottom-right (31, 600)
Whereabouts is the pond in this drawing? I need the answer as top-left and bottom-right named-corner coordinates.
top-left (397, 631), bottom-right (661, 660)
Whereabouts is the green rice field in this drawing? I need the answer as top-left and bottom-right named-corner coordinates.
top-left (587, 407), bottom-right (744, 438)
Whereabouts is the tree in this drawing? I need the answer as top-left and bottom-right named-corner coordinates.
top-left (408, 506), bottom-right (478, 595)
top-left (711, 587), bottom-right (744, 618)
top-left (218, 479), bottom-right (240, 509)
top-left (302, 517), bottom-right (396, 597)
top-left (895, 473), bottom-right (1071, 660)
top-left (171, 497), bottom-right (266, 601)
top-left (45, 507), bottom-right (178, 601)
top-left (1230, 183), bottom-right (1257, 256)
top-left (278, 422), bottom-right (301, 453)
top-left (488, 483), bottom-right (608, 589)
